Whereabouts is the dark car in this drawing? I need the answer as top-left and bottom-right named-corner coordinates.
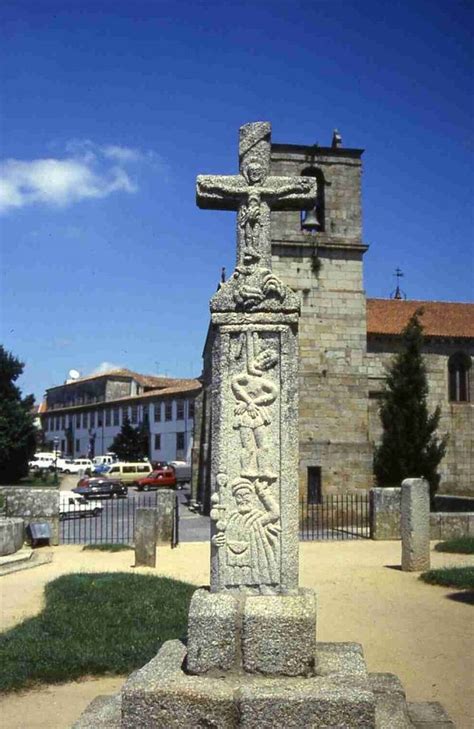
top-left (136, 468), bottom-right (177, 491)
top-left (73, 477), bottom-right (128, 499)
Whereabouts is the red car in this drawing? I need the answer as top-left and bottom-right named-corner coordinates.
top-left (136, 468), bottom-right (177, 491)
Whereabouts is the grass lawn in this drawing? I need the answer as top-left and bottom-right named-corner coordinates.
top-left (434, 536), bottom-right (474, 554)
top-left (0, 572), bottom-right (195, 693)
top-left (420, 566), bottom-right (474, 590)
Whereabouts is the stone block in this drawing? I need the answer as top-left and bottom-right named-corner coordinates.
top-left (401, 478), bottom-right (430, 572)
top-left (315, 642), bottom-right (367, 677)
top-left (370, 487), bottom-right (401, 540)
top-left (369, 673), bottom-right (411, 729)
top-left (71, 694), bottom-right (122, 728)
top-left (187, 588), bottom-right (239, 674)
top-left (122, 640), bottom-right (238, 728)
top-left (134, 508), bottom-right (156, 567)
top-left (242, 589), bottom-right (316, 676)
top-left (156, 489), bottom-right (175, 544)
top-left (238, 675), bottom-right (376, 728)
top-left (0, 517), bottom-right (24, 556)
top-left (407, 701), bottom-right (456, 727)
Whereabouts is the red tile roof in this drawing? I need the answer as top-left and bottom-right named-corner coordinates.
top-left (367, 299), bottom-right (474, 338)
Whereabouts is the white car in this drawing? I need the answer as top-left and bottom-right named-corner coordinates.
top-left (59, 491), bottom-right (103, 520)
top-left (60, 459), bottom-right (94, 474)
top-left (29, 452), bottom-right (62, 471)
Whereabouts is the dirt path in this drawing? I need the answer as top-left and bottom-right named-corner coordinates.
top-left (0, 541), bottom-right (472, 728)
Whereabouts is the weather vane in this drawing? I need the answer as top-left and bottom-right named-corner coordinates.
top-left (390, 267), bottom-right (406, 300)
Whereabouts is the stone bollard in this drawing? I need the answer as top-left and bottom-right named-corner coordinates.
top-left (401, 478), bottom-right (430, 572)
top-left (134, 508), bottom-right (157, 567)
top-left (156, 489), bottom-right (176, 545)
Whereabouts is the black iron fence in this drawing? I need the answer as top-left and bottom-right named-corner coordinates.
top-left (60, 492), bottom-right (179, 547)
top-left (300, 493), bottom-right (370, 540)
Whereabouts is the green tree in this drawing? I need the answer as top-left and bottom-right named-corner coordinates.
top-left (0, 346), bottom-right (37, 483)
top-left (110, 417), bottom-right (149, 462)
top-left (374, 310), bottom-right (448, 505)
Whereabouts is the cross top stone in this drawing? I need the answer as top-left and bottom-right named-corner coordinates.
top-left (197, 122), bottom-right (317, 274)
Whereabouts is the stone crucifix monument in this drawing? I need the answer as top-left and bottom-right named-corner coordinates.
top-left (74, 122), bottom-right (455, 729)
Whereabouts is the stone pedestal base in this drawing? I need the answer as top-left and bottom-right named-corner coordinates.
top-left (71, 640), bottom-right (456, 728)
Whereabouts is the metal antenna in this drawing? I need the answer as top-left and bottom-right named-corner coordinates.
top-left (390, 267), bottom-right (406, 300)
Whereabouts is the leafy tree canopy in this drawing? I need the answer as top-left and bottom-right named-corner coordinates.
top-left (109, 417), bottom-right (148, 462)
top-left (0, 346), bottom-right (37, 483)
top-left (373, 310), bottom-right (448, 504)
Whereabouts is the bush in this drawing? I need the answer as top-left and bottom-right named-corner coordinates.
top-left (420, 566), bottom-right (474, 590)
top-left (0, 572), bottom-right (195, 692)
top-left (434, 537), bottom-right (474, 554)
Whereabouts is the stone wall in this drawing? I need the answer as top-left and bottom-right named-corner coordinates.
top-left (0, 487), bottom-right (60, 545)
top-left (367, 337), bottom-right (474, 496)
top-left (370, 486), bottom-right (474, 540)
top-left (270, 144), bottom-right (373, 497)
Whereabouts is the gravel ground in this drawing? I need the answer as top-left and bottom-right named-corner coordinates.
top-left (0, 540), bottom-right (472, 728)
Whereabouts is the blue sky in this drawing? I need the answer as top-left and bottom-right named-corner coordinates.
top-left (1, 0), bottom-right (473, 402)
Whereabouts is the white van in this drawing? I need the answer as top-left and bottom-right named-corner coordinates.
top-left (59, 491), bottom-right (103, 520)
top-left (60, 459), bottom-right (94, 474)
top-left (92, 455), bottom-right (116, 467)
top-left (29, 452), bottom-right (60, 471)
top-left (107, 462), bottom-right (152, 484)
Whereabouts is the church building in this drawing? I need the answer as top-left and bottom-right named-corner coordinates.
top-left (191, 131), bottom-right (473, 513)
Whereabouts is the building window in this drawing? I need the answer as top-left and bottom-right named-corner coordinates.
top-left (300, 167), bottom-right (325, 232)
top-left (142, 404), bottom-right (149, 424)
top-left (154, 403), bottom-right (162, 422)
top-left (131, 405), bottom-right (138, 424)
top-left (307, 466), bottom-right (322, 504)
top-left (165, 401), bottom-right (173, 421)
top-left (75, 439), bottom-right (80, 453)
top-left (76, 413), bottom-right (81, 428)
top-left (449, 352), bottom-right (471, 402)
top-left (113, 407), bottom-right (120, 426)
top-left (55, 417), bottom-right (60, 431)
top-left (82, 412), bottom-right (87, 429)
top-left (122, 406), bottom-right (128, 422)
top-left (188, 400), bottom-right (195, 419)
top-left (61, 416), bottom-right (65, 430)
top-left (154, 433), bottom-right (161, 450)
top-left (176, 432), bottom-right (185, 451)
top-left (176, 400), bottom-right (184, 420)
top-left (97, 410), bottom-right (103, 427)
top-left (105, 409), bottom-right (111, 427)
top-left (90, 411), bottom-right (95, 428)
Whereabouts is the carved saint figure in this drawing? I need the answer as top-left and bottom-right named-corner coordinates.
top-left (231, 332), bottom-right (278, 479)
top-left (212, 477), bottom-right (281, 587)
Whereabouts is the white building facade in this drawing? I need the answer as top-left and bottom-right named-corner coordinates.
top-left (40, 369), bottom-right (201, 464)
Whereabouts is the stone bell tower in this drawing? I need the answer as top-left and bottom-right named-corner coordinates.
top-left (270, 132), bottom-right (372, 498)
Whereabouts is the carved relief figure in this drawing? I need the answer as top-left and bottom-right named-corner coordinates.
top-left (232, 331), bottom-right (278, 479)
top-left (212, 477), bottom-right (281, 586)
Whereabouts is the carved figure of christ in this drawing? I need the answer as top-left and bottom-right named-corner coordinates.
top-left (196, 136), bottom-right (317, 269)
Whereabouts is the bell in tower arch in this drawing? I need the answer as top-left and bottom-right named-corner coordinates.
top-left (301, 206), bottom-right (320, 231)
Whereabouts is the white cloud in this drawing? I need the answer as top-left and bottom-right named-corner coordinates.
top-left (0, 139), bottom-right (159, 214)
top-left (88, 362), bottom-right (123, 376)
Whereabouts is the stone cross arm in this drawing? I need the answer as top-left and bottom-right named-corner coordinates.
top-left (196, 174), bottom-right (317, 212)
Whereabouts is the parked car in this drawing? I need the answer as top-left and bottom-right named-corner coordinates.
top-left (59, 491), bottom-right (103, 520)
top-left (60, 458), bottom-right (94, 475)
top-left (136, 468), bottom-right (177, 491)
top-left (90, 463), bottom-right (112, 476)
top-left (73, 477), bottom-right (128, 499)
top-left (29, 452), bottom-right (62, 471)
top-left (106, 462), bottom-right (153, 484)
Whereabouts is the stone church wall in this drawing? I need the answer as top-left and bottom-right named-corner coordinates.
top-left (367, 337), bottom-right (473, 496)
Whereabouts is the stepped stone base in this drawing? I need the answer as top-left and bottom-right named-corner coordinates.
top-left (71, 640), bottom-right (456, 728)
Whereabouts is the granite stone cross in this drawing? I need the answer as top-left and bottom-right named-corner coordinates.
top-left (197, 122), bottom-right (317, 595)
top-left (197, 121), bottom-right (316, 270)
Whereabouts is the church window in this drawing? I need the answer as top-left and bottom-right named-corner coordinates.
top-left (307, 466), bottom-right (322, 504)
top-left (300, 167), bottom-right (325, 232)
top-left (448, 352), bottom-right (471, 402)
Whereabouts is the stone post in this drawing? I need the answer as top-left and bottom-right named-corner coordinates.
top-left (156, 489), bottom-right (176, 545)
top-left (134, 507), bottom-right (156, 567)
top-left (370, 487), bottom-right (401, 540)
top-left (401, 478), bottom-right (430, 572)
